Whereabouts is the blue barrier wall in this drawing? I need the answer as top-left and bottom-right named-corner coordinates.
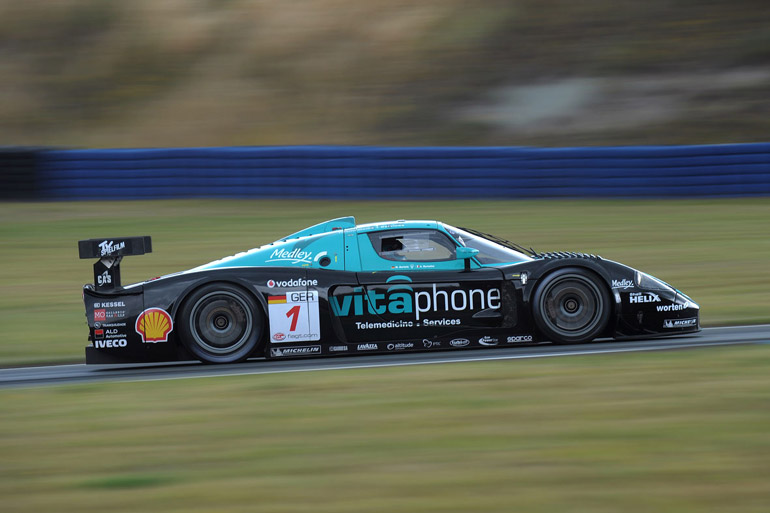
top-left (37, 143), bottom-right (770, 199)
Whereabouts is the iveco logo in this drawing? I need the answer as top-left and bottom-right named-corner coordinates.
top-left (450, 338), bottom-right (470, 347)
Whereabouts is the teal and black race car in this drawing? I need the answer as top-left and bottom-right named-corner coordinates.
top-left (78, 217), bottom-right (700, 364)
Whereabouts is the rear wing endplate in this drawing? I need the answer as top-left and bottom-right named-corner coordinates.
top-left (78, 236), bottom-right (152, 291)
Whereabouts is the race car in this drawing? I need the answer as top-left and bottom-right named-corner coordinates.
top-left (78, 217), bottom-right (699, 364)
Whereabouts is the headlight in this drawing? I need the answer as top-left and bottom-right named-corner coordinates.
top-left (635, 271), bottom-right (674, 291)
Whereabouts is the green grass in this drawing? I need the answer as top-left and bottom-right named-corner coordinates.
top-left (1, 345), bottom-right (769, 512)
top-left (0, 198), bottom-right (768, 365)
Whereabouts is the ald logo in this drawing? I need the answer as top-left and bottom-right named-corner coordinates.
top-left (331, 276), bottom-right (501, 321)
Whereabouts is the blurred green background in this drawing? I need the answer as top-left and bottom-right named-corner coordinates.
top-left (1, 0), bottom-right (769, 147)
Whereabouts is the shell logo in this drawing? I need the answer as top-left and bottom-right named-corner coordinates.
top-left (135, 308), bottom-right (173, 343)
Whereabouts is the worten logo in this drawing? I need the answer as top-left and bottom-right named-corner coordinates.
top-left (331, 276), bottom-right (501, 321)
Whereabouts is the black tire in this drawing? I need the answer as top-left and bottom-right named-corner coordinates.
top-left (532, 267), bottom-right (611, 344)
top-left (177, 283), bottom-right (264, 363)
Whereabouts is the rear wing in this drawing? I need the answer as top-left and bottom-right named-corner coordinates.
top-left (78, 236), bottom-right (152, 291)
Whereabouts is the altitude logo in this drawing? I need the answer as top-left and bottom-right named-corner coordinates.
top-left (330, 276), bottom-right (501, 321)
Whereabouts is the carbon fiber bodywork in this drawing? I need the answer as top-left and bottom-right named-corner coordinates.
top-left (82, 255), bottom-right (699, 364)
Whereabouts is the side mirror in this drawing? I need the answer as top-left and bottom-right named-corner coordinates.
top-left (456, 247), bottom-right (479, 270)
top-left (456, 247), bottom-right (479, 260)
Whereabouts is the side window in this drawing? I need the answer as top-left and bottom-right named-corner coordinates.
top-left (367, 230), bottom-right (457, 262)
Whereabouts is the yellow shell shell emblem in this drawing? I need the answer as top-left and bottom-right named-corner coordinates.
top-left (135, 308), bottom-right (173, 343)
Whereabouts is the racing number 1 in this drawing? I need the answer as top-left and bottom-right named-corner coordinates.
top-left (268, 290), bottom-right (321, 342)
top-left (286, 305), bottom-right (301, 332)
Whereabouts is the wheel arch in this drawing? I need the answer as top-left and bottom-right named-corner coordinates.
top-left (171, 275), bottom-right (270, 358)
top-left (525, 260), bottom-right (619, 339)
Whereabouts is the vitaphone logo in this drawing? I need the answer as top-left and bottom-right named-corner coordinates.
top-left (331, 276), bottom-right (501, 321)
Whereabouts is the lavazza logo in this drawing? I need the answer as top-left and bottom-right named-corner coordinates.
top-left (267, 278), bottom-right (318, 288)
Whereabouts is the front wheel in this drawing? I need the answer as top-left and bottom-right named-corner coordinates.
top-left (532, 267), bottom-right (611, 344)
top-left (177, 283), bottom-right (264, 363)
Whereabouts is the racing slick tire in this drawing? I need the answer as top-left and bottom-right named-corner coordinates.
top-left (177, 283), bottom-right (264, 364)
top-left (532, 267), bottom-right (611, 344)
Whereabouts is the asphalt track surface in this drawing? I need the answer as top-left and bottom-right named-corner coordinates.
top-left (1, 325), bottom-right (768, 389)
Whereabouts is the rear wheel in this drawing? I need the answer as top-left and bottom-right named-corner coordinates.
top-left (532, 267), bottom-right (610, 344)
top-left (178, 283), bottom-right (264, 363)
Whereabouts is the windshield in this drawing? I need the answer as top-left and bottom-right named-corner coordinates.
top-left (441, 223), bottom-right (533, 265)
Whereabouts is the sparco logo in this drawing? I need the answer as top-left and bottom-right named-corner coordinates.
top-left (612, 279), bottom-right (634, 289)
top-left (450, 338), bottom-right (470, 347)
top-left (357, 343), bottom-right (378, 351)
top-left (507, 335), bottom-right (533, 343)
top-left (267, 278), bottom-right (319, 288)
top-left (629, 292), bottom-right (661, 304)
top-left (271, 346), bottom-right (321, 357)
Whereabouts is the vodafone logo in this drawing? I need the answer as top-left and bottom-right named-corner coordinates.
top-left (267, 278), bottom-right (318, 288)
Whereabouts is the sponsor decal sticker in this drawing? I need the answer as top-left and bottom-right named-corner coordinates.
top-left (267, 278), bottom-right (318, 288)
top-left (271, 345), bottom-right (321, 357)
top-left (135, 308), bottom-right (173, 343)
top-left (329, 345), bottom-right (348, 352)
top-left (268, 290), bottom-right (320, 342)
top-left (506, 335), bottom-right (533, 344)
top-left (98, 240), bottom-right (126, 257)
top-left (450, 338), bottom-right (470, 347)
top-left (663, 318), bottom-right (697, 328)
top-left (357, 343), bottom-right (378, 351)
top-left (94, 301), bottom-right (127, 308)
top-left (656, 303), bottom-right (688, 312)
top-left (94, 329), bottom-right (104, 339)
top-left (331, 276), bottom-right (500, 322)
top-left (94, 338), bottom-right (127, 349)
top-left (612, 279), bottom-right (634, 289)
top-left (479, 336), bottom-right (499, 346)
top-left (97, 270), bottom-right (112, 287)
top-left (266, 248), bottom-right (313, 265)
top-left (387, 342), bottom-right (415, 351)
top-left (629, 292), bottom-right (661, 304)
top-left (94, 309), bottom-right (106, 322)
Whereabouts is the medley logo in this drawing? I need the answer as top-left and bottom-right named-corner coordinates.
top-left (266, 248), bottom-right (313, 265)
top-left (331, 276), bottom-right (501, 321)
top-left (612, 279), bottom-right (634, 289)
